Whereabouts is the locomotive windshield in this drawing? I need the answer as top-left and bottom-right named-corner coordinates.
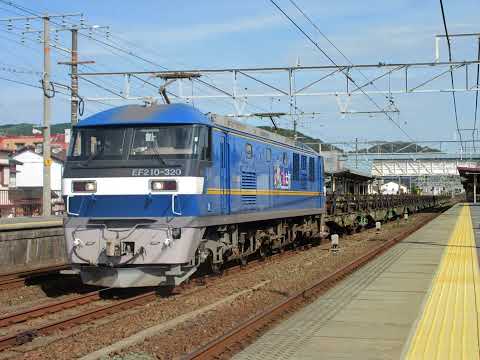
top-left (68, 125), bottom-right (210, 162)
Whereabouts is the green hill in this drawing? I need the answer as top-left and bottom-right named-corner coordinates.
top-left (357, 142), bottom-right (441, 154)
top-left (0, 123), bottom-right (70, 136)
top-left (258, 126), bottom-right (340, 152)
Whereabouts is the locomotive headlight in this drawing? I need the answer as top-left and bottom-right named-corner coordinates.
top-left (150, 180), bottom-right (177, 191)
top-left (72, 180), bottom-right (97, 193)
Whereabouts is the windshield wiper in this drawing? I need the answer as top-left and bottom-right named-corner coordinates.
top-left (152, 144), bottom-right (168, 166)
top-left (79, 148), bottom-right (104, 167)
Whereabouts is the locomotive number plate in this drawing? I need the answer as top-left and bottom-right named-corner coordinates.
top-left (131, 168), bottom-right (182, 176)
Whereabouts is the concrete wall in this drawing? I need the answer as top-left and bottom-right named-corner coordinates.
top-left (0, 226), bottom-right (66, 273)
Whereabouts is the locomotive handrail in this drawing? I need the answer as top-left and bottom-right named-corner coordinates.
top-left (171, 194), bottom-right (182, 216)
top-left (65, 196), bottom-right (81, 217)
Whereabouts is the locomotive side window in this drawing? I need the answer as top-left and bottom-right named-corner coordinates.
top-left (293, 153), bottom-right (299, 180)
top-left (282, 152), bottom-right (288, 165)
top-left (265, 148), bottom-right (271, 162)
top-left (245, 143), bottom-right (253, 159)
top-left (301, 155), bottom-right (307, 170)
top-left (309, 157), bottom-right (315, 181)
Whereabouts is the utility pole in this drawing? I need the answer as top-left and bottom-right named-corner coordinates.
top-left (70, 29), bottom-right (79, 125)
top-left (42, 15), bottom-right (51, 216)
top-left (58, 28), bottom-right (95, 126)
top-left (1, 12), bottom-right (83, 215)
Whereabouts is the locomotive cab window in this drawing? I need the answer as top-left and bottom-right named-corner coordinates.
top-left (69, 127), bottom-right (127, 160)
top-left (282, 152), bottom-right (288, 165)
top-left (68, 125), bottom-right (211, 162)
top-left (245, 143), bottom-right (253, 159)
top-left (130, 125), bottom-right (210, 160)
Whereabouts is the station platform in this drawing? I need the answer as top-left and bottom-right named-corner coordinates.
top-left (233, 204), bottom-right (480, 360)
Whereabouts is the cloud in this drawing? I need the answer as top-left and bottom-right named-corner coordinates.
top-left (132, 14), bottom-right (284, 44)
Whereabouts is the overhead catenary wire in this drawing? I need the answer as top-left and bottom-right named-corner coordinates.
top-left (287, 0), bottom-right (382, 93)
top-left (268, 0), bottom-right (414, 142)
top-left (1, 0), bottom-right (276, 117)
top-left (439, 0), bottom-right (464, 152)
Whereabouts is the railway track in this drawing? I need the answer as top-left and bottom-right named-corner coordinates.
top-left (0, 208), bottom-right (447, 354)
top-left (0, 243), bottom-right (307, 352)
top-left (0, 264), bottom-right (69, 290)
top-left (184, 209), bottom-right (446, 360)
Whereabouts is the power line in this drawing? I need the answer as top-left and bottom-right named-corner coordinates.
top-left (287, 0), bottom-right (386, 97)
top-left (268, 0), bottom-right (414, 141)
top-left (1, 0), bottom-right (275, 117)
top-left (439, 0), bottom-right (464, 152)
top-left (0, 74), bottom-right (41, 89)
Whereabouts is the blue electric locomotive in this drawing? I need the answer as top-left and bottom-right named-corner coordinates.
top-left (63, 103), bottom-right (326, 287)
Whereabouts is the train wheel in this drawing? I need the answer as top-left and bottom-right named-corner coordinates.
top-left (240, 256), bottom-right (248, 267)
top-left (259, 244), bottom-right (270, 260)
top-left (211, 262), bottom-right (222, 275)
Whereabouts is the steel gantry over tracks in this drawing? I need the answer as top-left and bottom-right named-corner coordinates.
top-left (78, 60), bottom-right (480, 115)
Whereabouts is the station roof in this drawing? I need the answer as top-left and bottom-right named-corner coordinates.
top-left (457, 165), bottom-right (480, 179)
top-left (327, 167), bottom-right (374, 181)
top-left (76, 103), bottom-right (211, 127)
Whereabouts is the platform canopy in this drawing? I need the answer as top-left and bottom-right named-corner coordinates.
top-left (457, 165), bottom-right (480, 203)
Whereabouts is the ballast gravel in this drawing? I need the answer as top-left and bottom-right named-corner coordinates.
top-left (2, 213), bottom-right (437, 360)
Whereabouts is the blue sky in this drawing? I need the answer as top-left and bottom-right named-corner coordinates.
top-left (0, 0), bottom-right (478, 148)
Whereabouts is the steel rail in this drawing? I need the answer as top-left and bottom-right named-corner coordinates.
top-left (0, 205), bottom-right (449, 353)
top-left (0, 243), bottom-right (310, 351)
top-left (183, 209), bottom-right (447, 360)
top-left (0, 289), bottom-right (106, 328)
top-left (0, 290), bottom-right (158, 351)
top-left (0, 265), bottom-right (69, 290)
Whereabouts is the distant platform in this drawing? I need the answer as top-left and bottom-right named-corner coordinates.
top-left (234, 204), bottom-right (480, 359)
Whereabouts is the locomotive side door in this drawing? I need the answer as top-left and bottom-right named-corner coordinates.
top-left (220, 132), bottom-right (230, 214)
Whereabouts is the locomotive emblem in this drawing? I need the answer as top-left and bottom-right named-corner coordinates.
top-left (274, 164), bottom-right (291, 190)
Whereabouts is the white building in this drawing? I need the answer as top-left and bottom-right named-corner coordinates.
top-left (381, 181), bottom-right (408, 195)
top-left (12, 148), bottom-right (64, 193)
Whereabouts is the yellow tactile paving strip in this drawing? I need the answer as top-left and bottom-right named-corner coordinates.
top-left (405, 205), bottom-right (480, 359)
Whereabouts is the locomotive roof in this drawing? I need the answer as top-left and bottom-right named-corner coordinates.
top-left (76, 103), bottom-right (211, 127)
top-left (76, 103), bottom-right (317, 154)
